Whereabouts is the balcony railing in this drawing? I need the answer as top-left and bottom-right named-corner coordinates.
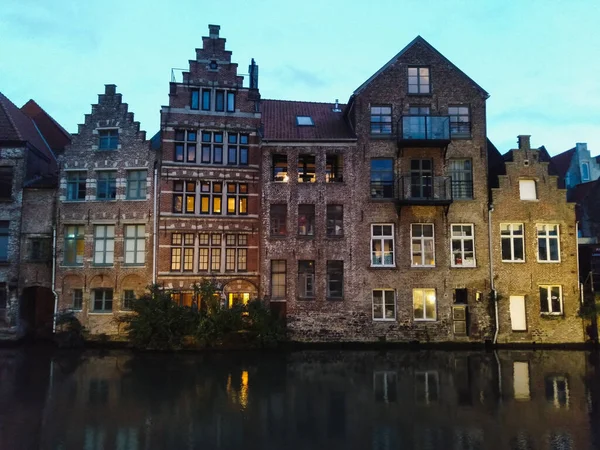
top-left (397, 175), bottom-right (453, 205)
top-left (398, 115), bottom-right (451, 147)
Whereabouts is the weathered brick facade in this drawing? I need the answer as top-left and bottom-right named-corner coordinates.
top-left (55, 85), bottom-right (154, 336)
top-left (156, 25), bottom-right (261, 305)
top-left (491, 136), bottom-right (584, 343)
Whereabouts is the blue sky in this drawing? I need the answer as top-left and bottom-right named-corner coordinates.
top-left (1, 0), bottom-right (598, 155)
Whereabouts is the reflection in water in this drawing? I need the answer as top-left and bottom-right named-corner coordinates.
top-left (0, 348), bottom-right (599, 449)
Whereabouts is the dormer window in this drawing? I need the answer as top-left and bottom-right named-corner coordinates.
top-left (296, 116), bottom-right (314, 126)
top-left (209, 60), bottom-right (218, 70)
top-left (408, 67), bottom-right (430, 94)
top-left (98, 129), bottom-right (118, 150)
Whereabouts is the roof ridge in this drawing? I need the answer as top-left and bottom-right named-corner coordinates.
top-left (262, 99), bottom-right (344, 106)
top-left (23, 99), bottom-right (71, 138)
top-left (0, 93), bottom-right (24, 141)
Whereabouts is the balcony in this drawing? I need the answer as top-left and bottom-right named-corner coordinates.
top-left (396, 175), bottom-right (453, 206)
top-left (398, 115), bottom-right (451, 149)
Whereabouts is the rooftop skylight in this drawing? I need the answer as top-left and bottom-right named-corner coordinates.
top-left (296, 116), bottom-right (314, 126)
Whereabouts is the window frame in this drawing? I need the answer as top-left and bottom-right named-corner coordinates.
top-left (72, 289), bottom-right (83, 311)
top-left (372, 289), bottom-right (396, 321)
top-left (519, 179), bottom-right (537, 201)
top-left (122, 290), bottom-right (135, 311)
top-left (92, 288), bottom-right (113, 313)
top-left (190, 88), bottom-right (200, 110)
top-left (174, 129), bottom-right (197, 163)
top-left (270, 204), bottom-right (287, 237)
top-left (370, 158), bottom-right (395, 199)
top-left (413, 288), bottom-right (437, 321)
top-left (326, 154), bottom-right (343, 182)
top-left (0, 221), bottom-right (9, 262)
top-left (271, 260), bottom-right (287, 300)
top-left (272, 154), bottom-right (288, 182)
top-left (298, 204), bottom-right (315, 237)
top-left (28, 237), bottom-right (51, 262)
top-left (370, 105), bottom-right (392, 135)
top-left (448, 105), bottom-right (471, 138)
top-left (96, 171), bottom-right (117, 201)
top-left (500, 223), bottom-right (525, 262)
top-left (66, 171), bottom-right (87, 201)
top-left (297, 260), bottom-right (315, 299)
top-left (93, 225), bottom-right (115, 266)
top-left (124, 224), bottom-right (145, 266)
top-left (126, 170), bottom-right (147, 200)
top-left (408, 67), bottom-right (430, 94)
top-left (64, 225), bottom-right (84, 266)
top-left (448, 159), bottom-right (473, 200)
top-left (410, 223), bottom-right (435, 267)
top-left (539, 285), bottom-right (563, 315)
top-left (173, 181), bottom-right (196, 214)
top-left (201, 89), bottom-right (211, 111)
top-left (326, 204), bottom-right (344, 237)
top-left (170, 233), bottom-right (195, 272)
top-left (450, 224), bottom-right (476, 268)
top-left (536, 224), bottom-right (560, 263)
top-left (326, 260), bottom-right (344, 299)
top-left (97, 129), bottom-right (119, 150)
top-left (298, 154), bottom-right (316, 183)
top-left (371, 224), bottom-right (395, 267)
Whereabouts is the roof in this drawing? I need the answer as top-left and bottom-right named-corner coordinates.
top-left (353, 36), bottom-right (489, 97)
top-left (570, 180), bottom-right (597, 204)
top-left (23, 174), bottom-right (58, 189)
top-left (486, 138), bottom-right (505, 190)
top-left (550, 147), bottom-right (576, 180)
top-left (150, 131), bottom-right (161, 150)
top-left (261, 100), bottom-right (355, 141)
top-left (21, 100), bottom-right (71, 152)
top-left (0, 92), bottom-right (57, 166)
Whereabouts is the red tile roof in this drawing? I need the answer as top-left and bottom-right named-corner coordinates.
top-left (550, 147), bottom-right (575, 179)
top-left (0, 92), bottom-right (58, 169)
top-left (21, 99), bottom-right (71, 152)
top-left (261, 100), bottom-right (355, 141)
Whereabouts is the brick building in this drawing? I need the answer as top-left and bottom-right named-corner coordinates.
top-left (0, 92), bottom-right (61, 338)
top-left (489, 135), bottom-right (584, 343)
top-left (156, 25), bottom-right (261, 306)
top-left (55, 85), bottom-right (154, 335)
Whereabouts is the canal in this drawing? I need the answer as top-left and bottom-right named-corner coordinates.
top-left (1, 347), bottom-right (599, 449)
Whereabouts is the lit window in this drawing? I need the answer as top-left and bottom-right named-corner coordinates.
top-left (226, 183), bottom-right (248, 215)
top-left (298, 154), bottom-right (316, 182)
top-left (413, 288), bottom-right (436, 321)
top-left (98, 129), bottom-right (118, 150)
top-left (64, 225), bottom-right (84, 266)
top-left (501, 223), bottom-right (524, 262)
top-left (170, 233), bottom-right (194, 272)
top-left (411, 224), bottom-right (435, 267)
top-left (372, 289), bottom-right (395, 321)
top-left (408, 67), bottom-right (430, 94)
top-left (172, 181), bottom-right (196, 214)
top-left (451, 224), bottom-right (475, 267)
top-left (540, 285), bottom-right (562, 315)
top-left (296, 116), bottom-right (314, 126)
top-left (519, 180), bottom-right (537, 200)
top-left (326, 154), bottom-right (343, 182)
top-left (272, 154), bottom-right (288, 182)
top-left (536, 224), bottom-right (560, 262)
top-left (371, 224), bottom-right (394, 267)
top-left (271, 260), bottom-right (286, 299)
top-left (370, 106), bottom-right (392, 134)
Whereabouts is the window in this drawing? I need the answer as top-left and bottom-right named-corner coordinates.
top-left (454, 288), bottom-right (468, 304)
top-left (273, 154), bottom-right (288, 182)
top-left (298, 204), bottom-right (315, 236)
top-left (226, 183), bottom-right (248, 215)
top-left (451, 224), bottom-right (475, 267)
top-left (370, 159), bottom-right (394, 199)
top-left (210, 234), bottom-right (221, 271)
top-left (413, 288), bottom-right (436, 321)
top-left (298, 154), bottom-right (316, 183)
top-left (124, 225), bottom-right (145, 265)
top-left (537, 224), bottom-right (560, 262)
top-left (64, 225), bottom-right (84, 266)
top-left (98, 129), bottom-right (118, 150)
top-left (126, 170), bottom-right (147, 200)
top-left (327, 261), bottom-right (343, 299)
top-left (370, 106), bottom-right (392, 134)
top-left (296, 116), bottom-right (314, 126)
top-left (326, 154), bottom-right (343, 182)
top-left (191, 89), bottom-right (199, 110)
top-left (96, 171), bottom-right (117, 201)
top-left (540, 285), bottom-right (562, 315)
top-left (408, 67), bottom-right (430, 94)
top-left (298, 261), bottom-right (315, 299)
top-left (223, 234), bottom-right (247, 272)
top-left (519, 180), bottom-right (537, 200)
top-left (215, 90), bottom-right (225, 111)
top-left (200, 131), bottom-right (223, 164)
top-left (448, 106), bottom-right (471, 138)
top-left (372, 289), bottom-right (395, 320)
top-left (72, 289), bottom-right (83, 310)
top-left (174, 130), bottom-right (197, 163)
top-left (198, 233), bottom-right (226, 272)
top-left (199, 181), bottom-right (222, 214)
top-left (0, 222), bottom-right (8, 262)
top-left (227, 92), bottom-right (236, 112)
top-left (410, 159), bottom-right (433, 199)
top-left (227, 133), bottom-right (249, 165)
top-left (201, 89), bottom-right (211, 111)
top-left (28, 238), bottom-right (51, 261)
top-left (270, 204), bottom-right (287, 236)
top-left (92, 289), bottom-right (113, 312)
top-left (449, 159), bottom-right (473, 199)
top-left (93, 225), bottom-right (114, 265)
top-left (271, 260), bottom-right (286, 299)
top-left (582, 162), bottom-right (590, 181)
top-left (501, 224), bottom-right (524, 262)
top-left (173, 181), bottom-right (196, 214)
top-left (405, 106), bottom-right (430, 139)
top-left (371, 224), bottom-right (394, 267)
top-left (171, 233), bottom-right (194, 272)
top-left (0, 167), bottom-right (13, 200)
top-left (545, 375), bottom-right (569, 408)
top-left (411, 224), bottom-right (435, 267)
top-left (415, 371), bottom-right (439, 404)
top-left (122, 290), bottom-right (135, 311)
top-left (326, 205), bottom-right (343, 237)
top-left (65, 171), bottom-right (86, 201)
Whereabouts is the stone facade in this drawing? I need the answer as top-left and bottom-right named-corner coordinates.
top-left (55, 85), bottom-right (154, 336)
top-left (491, 136), bottom-right (584, 343)
top-left (156, 25), bottom-right (261, 306)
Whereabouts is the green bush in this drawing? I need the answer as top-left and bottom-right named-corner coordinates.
top-left (54, 309), bottom-right (85, 348)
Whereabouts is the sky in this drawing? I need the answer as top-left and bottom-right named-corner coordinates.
top-left (1, 0), bottom-right (598, 156)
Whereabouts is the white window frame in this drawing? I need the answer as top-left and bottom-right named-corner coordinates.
top-left (450, 224), bottom-right (476, 268)
top-left (372, 289), bottom-right (396, 321)
top-left (93, 225), bottom-right (115, 266)
top-left (519, 179), bottom-right (537, 200)
top-left (124, 225), bottom-right (145, 265)
top-left (410, 223), bottom-right (435, 267)
top-left (539, 285), bottom-right (563, 315)
top-left (546, 375), bottom-right (569, 409)
top-left (371, 224), bottom-right (395, 267)
top-left (536, 224), bottom-right (560, 263)
top-left (500, 223), bottom-right (525, 262)
top-left (413, 288), bottom-right (437, 321)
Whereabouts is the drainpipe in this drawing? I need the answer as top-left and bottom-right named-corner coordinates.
top-left (576, 222), bottom-right (582, 305)
top-left (152, 163), bottom-right (158, 285)
top-left (488, 205), bottom-right (499, 344)
top-left (51, 225), bottom-right (58, 333)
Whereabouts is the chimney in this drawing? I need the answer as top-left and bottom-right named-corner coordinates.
top-left (105, 84), bottom-right (116, 95)
top-left (332, 99), bottom-right (341, 113)
top-left (249, 58), bottom-right (259, 90)
top-left (209, 24), bottom-right (220, 39)
top-left (517, 135), bottom-right (531, 150)
top-left (576, 142), bottom-right (588, 152)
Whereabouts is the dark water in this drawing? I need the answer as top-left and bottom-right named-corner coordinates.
top-left (1, 347), bottom-right (599, 450)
